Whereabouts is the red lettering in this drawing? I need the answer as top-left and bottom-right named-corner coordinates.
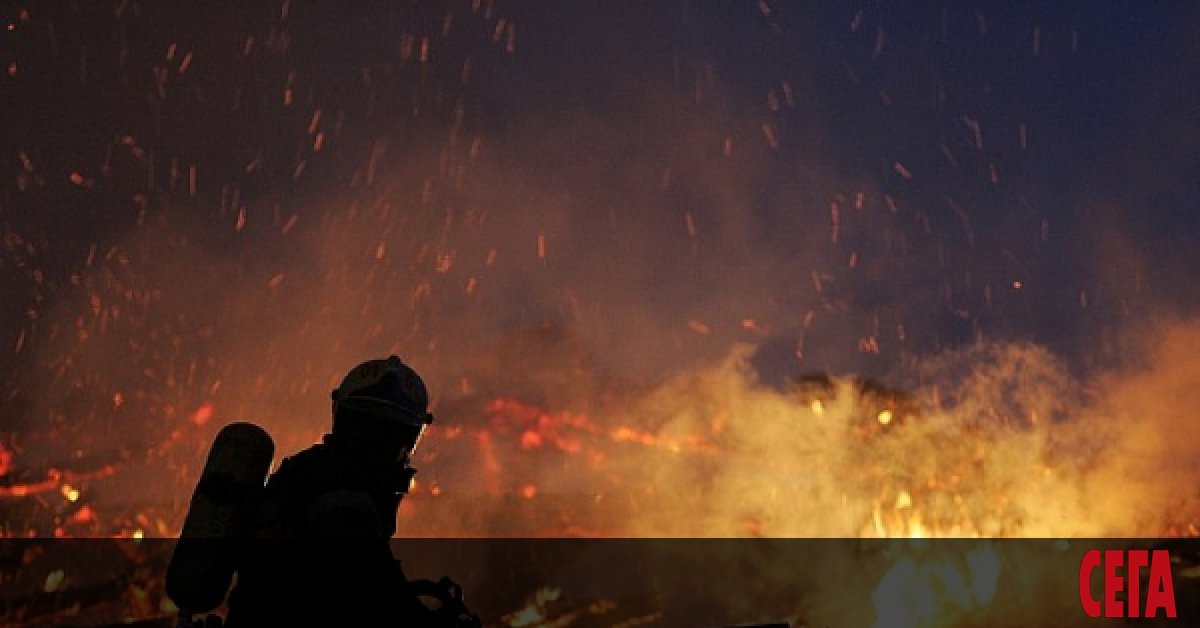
top-left (1104, 550), bottom-right (1125, 618)
top-left (1145, 549), bottom-right (1177, 618)
top-left (1079, 549), bottom-right (1102, 618)
top-left (1083, 548), bottom-right (1179, 620)
top-left (1126, 549), bottom-right (1148, 617)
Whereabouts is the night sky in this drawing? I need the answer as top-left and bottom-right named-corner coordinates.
top-left (0, 1), bottom-right (1199, 535)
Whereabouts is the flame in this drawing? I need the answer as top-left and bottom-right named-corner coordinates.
top-left (5, 334), bottom-right (1199, 624)
top-left (129, 583), bottom-right (155, 619)
top-left (44, 569), bottom-right (65, 593)
top-left (505, 586), bottom-right (563, 627)
top-left (1, 3), bottom-right (1195, 627)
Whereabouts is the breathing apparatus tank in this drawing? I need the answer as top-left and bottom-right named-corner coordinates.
top-left (166, 422), bottom-right (275, 620)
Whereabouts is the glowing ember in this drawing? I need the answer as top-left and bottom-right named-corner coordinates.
top-left (190, 402), bottom-right (215, 426)
top-left (60, 484), bottom-right (80, 502)
top-left (70, 504), bottom-right (95, 523)
top-left (44, 569), bottom-right (65, 593)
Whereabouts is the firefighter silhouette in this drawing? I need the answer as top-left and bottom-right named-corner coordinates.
top-left (168, 356), bottom-right (478, 627)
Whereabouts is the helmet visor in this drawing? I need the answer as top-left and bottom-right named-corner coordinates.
top-left (335, 398), bottom-right (430, 463)
top-left (333, 362), bottom-right (432, 462)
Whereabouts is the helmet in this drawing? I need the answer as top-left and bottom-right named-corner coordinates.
top-left (331, 356), bottom-right (434, 465)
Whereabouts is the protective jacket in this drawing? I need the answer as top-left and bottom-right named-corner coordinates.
top-left (223, 437), bottom-right (434, 627)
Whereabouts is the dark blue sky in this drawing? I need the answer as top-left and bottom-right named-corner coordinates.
top-left (1, 0), bottom-right (1197, 397)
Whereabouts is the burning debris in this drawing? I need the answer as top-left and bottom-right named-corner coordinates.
top-left (498, 585), bottom-right (665, 628)
top-left (4, 325), bottom-right (1200, 624)
top-left (0, 0), bottom-right (1198, 625)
